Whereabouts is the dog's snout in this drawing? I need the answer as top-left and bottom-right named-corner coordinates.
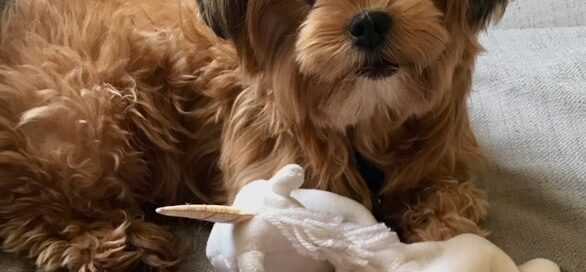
top-left (348, 11), bottom-right (392, 51)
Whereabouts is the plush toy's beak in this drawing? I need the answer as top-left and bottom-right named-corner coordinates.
top-left (156, 204), bottom-right (255, 223)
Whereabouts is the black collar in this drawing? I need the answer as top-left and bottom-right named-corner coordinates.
top-left (354, 151), bottom-right (386, 197)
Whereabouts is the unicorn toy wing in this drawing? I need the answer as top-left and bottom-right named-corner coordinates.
top-left (261, 208), bottom-right (400, 271)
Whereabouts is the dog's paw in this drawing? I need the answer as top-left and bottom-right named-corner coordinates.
top-left (29, 219), bottom-right (179, 272)
top-left (403, 214), bottom-right (489, 243)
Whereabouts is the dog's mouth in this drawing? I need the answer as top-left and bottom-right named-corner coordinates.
top-left (357, 60), bottom-right (399, 80)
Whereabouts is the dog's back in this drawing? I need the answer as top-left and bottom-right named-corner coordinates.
top-left (0, 0), bottom-right (232, 270)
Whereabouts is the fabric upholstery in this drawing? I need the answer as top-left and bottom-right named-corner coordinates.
top-left (496, 0), bottom-right (586, 29)
top-left (473, 26), bottom-right (586, 272)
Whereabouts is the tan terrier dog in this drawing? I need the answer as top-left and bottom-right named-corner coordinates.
top-left (0, 0), bottom-right (507, 270)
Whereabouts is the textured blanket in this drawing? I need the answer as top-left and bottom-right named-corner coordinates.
top-left (471, 25), bottom-right (586, 272)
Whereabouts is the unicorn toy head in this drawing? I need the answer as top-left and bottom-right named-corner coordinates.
top-left (157, 164), bottom-right (337, 272)
top-left (157, 164), bottom-right (560, 272)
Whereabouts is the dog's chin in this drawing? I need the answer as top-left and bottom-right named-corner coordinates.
top-left (357, 60), bottom-right (399, 80)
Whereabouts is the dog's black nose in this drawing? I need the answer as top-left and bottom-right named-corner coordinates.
top-left (348, 11), bottom-right (392, 51)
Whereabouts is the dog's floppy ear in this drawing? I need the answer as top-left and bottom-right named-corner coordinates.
top-left (196, 0), bottom-right (248, 39)
top-left (467, 0), bottom-right (508, 30)
top-left (438, 0), bottom-right (508, 31)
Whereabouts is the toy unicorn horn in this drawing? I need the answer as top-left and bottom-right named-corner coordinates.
top-left (157, 164), bottom-right (560, 272)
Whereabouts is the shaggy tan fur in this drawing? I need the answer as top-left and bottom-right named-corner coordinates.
top-left (0, 0), bottom-right (507, 271)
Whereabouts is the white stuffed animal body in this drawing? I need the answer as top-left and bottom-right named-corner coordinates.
top-left (157, 165), bottom-right (560, 272)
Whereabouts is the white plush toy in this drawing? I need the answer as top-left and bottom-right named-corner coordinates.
top-left (157, 165), bottom-right (560, 272)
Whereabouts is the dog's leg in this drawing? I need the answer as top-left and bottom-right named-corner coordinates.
top-left (396, 179), bottom-right (488, 243)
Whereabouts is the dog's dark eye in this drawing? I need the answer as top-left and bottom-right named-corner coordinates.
top-left (306, 0), bottom-right (316, 6)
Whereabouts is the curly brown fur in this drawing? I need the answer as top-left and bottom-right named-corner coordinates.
top-left (0, 0), bottom-right (235, 270)
top-left (0, 0), bottom-right (507, 270)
